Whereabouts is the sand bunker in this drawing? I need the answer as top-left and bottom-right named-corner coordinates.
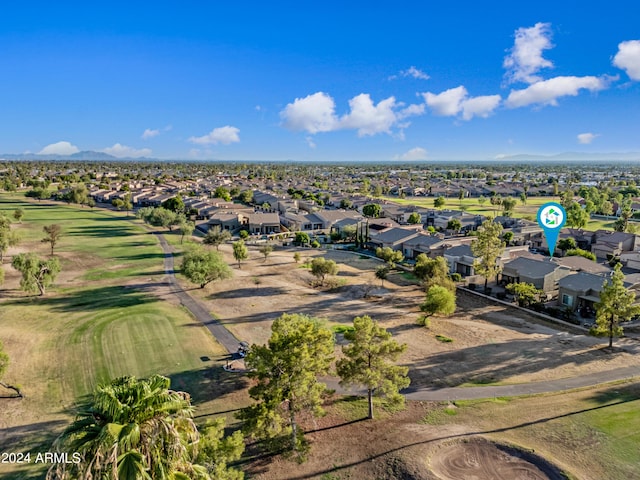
top-left (429, 438), bottom-right (566, 480)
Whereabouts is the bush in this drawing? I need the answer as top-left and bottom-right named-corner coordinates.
top-left (450, 273), bottom-right (462, 282)
top-left (417, 315), bottom-right (431, 328)
top-left (310, 240), bottom-right (321, 248)
top-left (332, 325), bottom-right (356, 334)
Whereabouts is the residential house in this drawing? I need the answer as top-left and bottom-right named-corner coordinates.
top-left (245, 212), bottom-right (281, 234)
top-left (444, 244), bottom-right (476, 276)
top-left (502, 257), bottom-right (572, 294)
top-left (559, 228), bottom-right (597, 251)
top-left (555, 256), bottom-right (611, 275)
top-left (620, 251), bottom-right (640, 271)
top-left (207, 212), bottom-right (242, 231)
top-left (402, 234), bottom-right (445, 259)
top-left (557, 271), bottom-right (609, 312)
top-left (369, 227), bottom-right (421, 251)
top-left (592, 230), bottom-right (640, 259)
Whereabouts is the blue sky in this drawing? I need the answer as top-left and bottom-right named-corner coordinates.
top-left (2, 1), bottom-right (640, 161)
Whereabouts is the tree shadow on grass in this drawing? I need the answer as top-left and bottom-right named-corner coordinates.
top-left (168, 365), bottom-right (250, 408)
top-left (1, 285), bottom-right (159, 311)
top-left (113, 252), bottom-right (168, 261)
top-left (211, 286), bottom-right (289, 300)
top-left (65, 226), bottom-right (140, 238)
top-left (587, 381), bottom-right (640, 404)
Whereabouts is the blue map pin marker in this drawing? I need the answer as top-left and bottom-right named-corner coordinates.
top-left (537, 202), bottom-right (567, 257)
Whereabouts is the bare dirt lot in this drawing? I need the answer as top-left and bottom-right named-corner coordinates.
top-left (192, 245), bottom-right (640, 391)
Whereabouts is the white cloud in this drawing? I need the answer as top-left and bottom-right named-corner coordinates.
top-left (394, 147), bottom-right (428, 161)
top-left (503, 22), bottom-right (554, 84)
top-left (505, 76), bottom-right (609, 108)
top-left (281, 91), bottom-right (424, 137)
top-left (613, 40), bottom-right (640, 80)
top-left (280, 92), bottom-right (338, 133)
top-left (339, 94), bottom-right (400, 137)
top-left (399, 103), bottom-right (426, 118)
top-left (305, 136), bottom-right (317, 149)
top-left (142, 128), bottom-right (160, 140)
top-left (103, 143), bottom-right (152, 158)
top-left (38, 141), bottom-right (80, 155)
top-left (390, 66), bottom-right (430, 80)
top-left (422, 86), bottom-right (501, 120)
top-left (461, 95), bottom-right (502, 120)
top-left (577, 132), bottom-right (599, 144)
top-left (423, 86), bottom-right (468, 116)
top-left (188, 126), bottom-right (240, 145)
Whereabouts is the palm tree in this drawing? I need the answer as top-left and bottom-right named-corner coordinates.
top-left (47, 375), bottom-right (208, 480)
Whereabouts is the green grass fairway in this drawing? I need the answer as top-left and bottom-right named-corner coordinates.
top-left (0, 195), bottom-right (234, 479)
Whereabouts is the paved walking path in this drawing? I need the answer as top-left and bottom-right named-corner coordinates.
top-left (155, 233), bottom-right (640, 401)
top-left (155, 233), bottom-right (240, 355)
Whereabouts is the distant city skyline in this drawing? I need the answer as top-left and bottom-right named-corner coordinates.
top-left (2, 2), bottom-right (640, 161)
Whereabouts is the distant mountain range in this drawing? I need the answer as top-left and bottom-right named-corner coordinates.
top-left (0, 151), bottom-right (156, 161)
top-left (2, 150), bottom-right (640, 163)
top-left (495, 152), bottom-right (640, 162)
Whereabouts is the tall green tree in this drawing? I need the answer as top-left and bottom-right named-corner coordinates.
top-left (258, 244), bottom-right (273, 262)
top-left (214, 186), bottom-right (232, 201)
top-left (558, 237), bottom-right (577, 254)
top-left (203, 226), bottom-right (231, 250)
top-left (0, 339), bottom-right (21, 398)
top-left (162, 195), bottom-right (185, 213)
top-left (42, 224), bottom-right (63, 255)
top-left (501, 197), bottom-right (517, 216)
top-left (0, 214), bottom-right (20, 262)
top-left (310, 257), bottom-right (339, 285)
top-left (182, 245), bottom-right (232, 288)
top-left (471, 219), bottom-right (505, 292)
top-left (592, 264), bottom-right (640, 348)
top-left (47, 375), bottom-right (208, 480)
top-left (407, 212), bottom-right (422, 224)
top-left (413, 254), bottom-right (454, 292)
top-left (336, 315), bottom-right (410, 420)
top-left (179, 221), bottom-right (195, 244)
top-left (506, 282), bottom-right (541, 307)
top-left (614, 205), bottom-right (632, 232)
top-left (11, 253), bottom-right (60, 296)
top-left (13, 208), bottom-right (24, 223)
top-left (421, 285), bottom-right (456, 318)
top-left (375, 247), bottom-right (403, 267)
top-left (294, 231), bottom-right (310, 246)
top-left (566, 202), bottom-right (589, 229)
top-left (237, 314), bottom-right (334, 457)
top-left (195, 419), bottom-right (245, 480)
top-left (362, 203), bottom-right (381, 218)
top-left (446, 218), bottom-right (462, 233)
top-left (433, 196), bottom-right (445, 209)
top-left (375, 265), bottom-right (389, 287)
top-left (232, 240), bottom-right (248, 268)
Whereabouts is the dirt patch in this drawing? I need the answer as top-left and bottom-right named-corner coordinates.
top-left (243, 398), bottom-right (574, 480)
top-left (428, 437), bottom-right (566, 480)
top-left (191, 246), bottom-right (640, 390)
